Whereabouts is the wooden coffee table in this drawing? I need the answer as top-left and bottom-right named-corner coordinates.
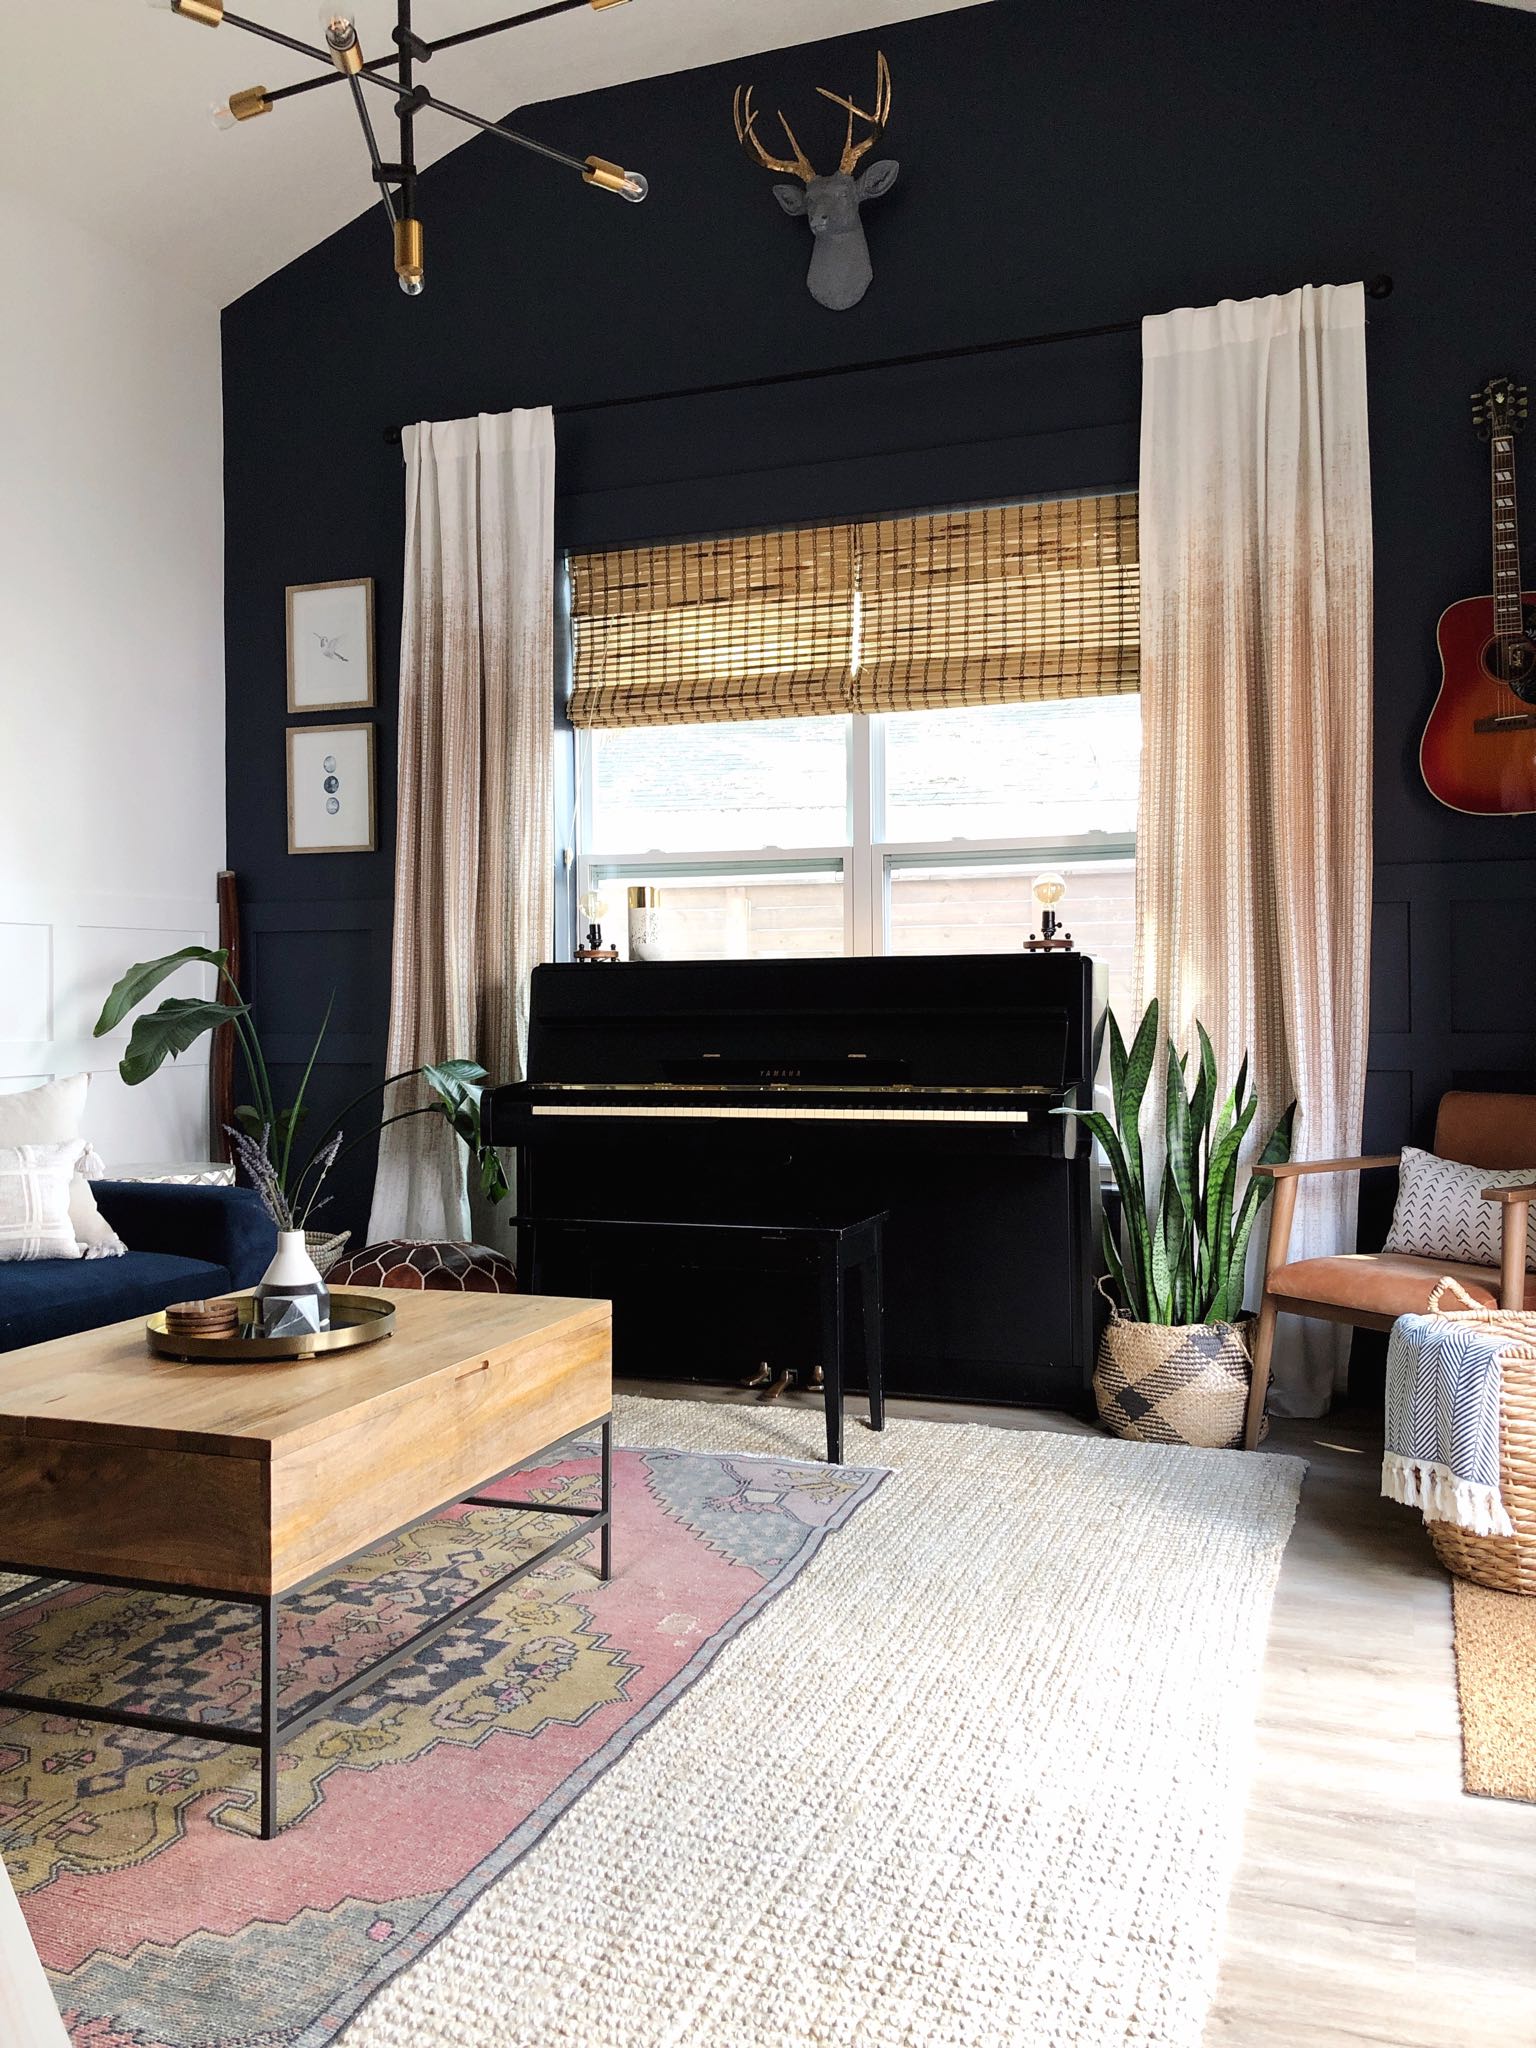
top-left (0, 1289), bottom-right (612, 1837)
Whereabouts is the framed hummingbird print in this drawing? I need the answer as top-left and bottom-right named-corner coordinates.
top-left (286, 577), bottom-right (375, 712)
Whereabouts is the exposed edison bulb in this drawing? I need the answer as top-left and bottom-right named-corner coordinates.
top-left (619, 170), bottom-right (648, 203)
top-left (579, 890), bottom-right (608, 924)
top-left (209, 87), bottom-right (269, 128)
top-left (1032, 872), bottom-right (1067, 910)
top-left (318, 5), bottom-right (362, 68)
top-left (398, 275), bottom-right (425, 297)
top-left (149, 0), bottom-right (225, 20)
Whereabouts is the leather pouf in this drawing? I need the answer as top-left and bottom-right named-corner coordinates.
top-left (327, 1239), bottom-right (519, 1294)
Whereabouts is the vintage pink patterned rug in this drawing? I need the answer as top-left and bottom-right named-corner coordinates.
top-left (0, 1439), bottom-right (886, 2046)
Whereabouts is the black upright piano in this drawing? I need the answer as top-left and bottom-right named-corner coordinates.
top-left (485, 952), bottom-right (1106, 1408)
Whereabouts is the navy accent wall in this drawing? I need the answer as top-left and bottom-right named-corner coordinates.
top-left (224, 0), bottom-right (1536, 1239)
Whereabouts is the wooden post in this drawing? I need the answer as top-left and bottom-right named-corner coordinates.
top-left (1244, 1171), bottom-right (1300, 1451)
top-left (211, 869), bottom-right (242, 1163)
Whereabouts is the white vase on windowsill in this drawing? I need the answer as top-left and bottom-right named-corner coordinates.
top-left (255, 1229), bottom-right (331, 1336)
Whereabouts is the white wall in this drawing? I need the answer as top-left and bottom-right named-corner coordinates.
top-left (0, 188), bottom-right (224, 1164)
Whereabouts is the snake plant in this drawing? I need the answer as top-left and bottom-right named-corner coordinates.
top-left (1066, 999), bottom-right (1296, 1326)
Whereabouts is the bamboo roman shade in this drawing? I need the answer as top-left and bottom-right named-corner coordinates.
top-left (567, 492), bottom-right (1138, 729)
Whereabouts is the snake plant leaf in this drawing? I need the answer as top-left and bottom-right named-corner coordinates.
top-left (120, 996), bottom-right (249, 1087)
top-left (1117, 998), bottom-right (1160, 1195)
top-left (1100, 1215), bottom-right (1140, 1321)
top-left (1223, 1101), bottom-right (1298, 1318)
top-left (95, 946), bottom-right (228, 1037)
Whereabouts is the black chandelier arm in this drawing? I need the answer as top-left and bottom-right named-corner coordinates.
top-left (426, 0), bottom-right (602, 57)
top-left (347, 74), bottom-right (399, 224)
top-left (365, 77), bottom-right (592, 176)
top-left (265, 58), bottom-right (401, 108)
top-left (237, 2), bottom-right (600, 109)
top-left (219, 9), bottom-right (594, 180)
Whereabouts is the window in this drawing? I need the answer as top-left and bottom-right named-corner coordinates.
top-left (569, 495), bottom-right (1140, 1010)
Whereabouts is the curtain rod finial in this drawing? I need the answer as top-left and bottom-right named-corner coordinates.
top-left (1365, 274), bottom-right (1393, 300)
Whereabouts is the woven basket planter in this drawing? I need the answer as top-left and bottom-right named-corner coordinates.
top-left (1094, 1312), bottom-right (1256, 1451)
top-left (1421, 1291), bottom-right (1536, 1597)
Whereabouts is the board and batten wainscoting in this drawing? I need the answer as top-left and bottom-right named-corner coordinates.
top-left (0, 888), bottom-right (220, 1163)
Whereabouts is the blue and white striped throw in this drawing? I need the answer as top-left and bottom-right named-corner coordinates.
top-left (1383, 1307), bottom-right (1527, 1537)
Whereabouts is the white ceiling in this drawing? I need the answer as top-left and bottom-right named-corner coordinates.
top-left (7, 0), bottom-right (984, 308)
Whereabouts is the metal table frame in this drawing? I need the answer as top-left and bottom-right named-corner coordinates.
top-left (0, 1414), bottom-right (612, 1839)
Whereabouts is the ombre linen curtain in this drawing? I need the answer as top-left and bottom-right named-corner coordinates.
top-left (1135, 284), bottom-right (1374, 1418)
top-left (369, 408), bottom-right (555, 1242)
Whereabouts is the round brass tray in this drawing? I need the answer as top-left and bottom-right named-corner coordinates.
top-left (146, 1292), bottom-right (395, 1364)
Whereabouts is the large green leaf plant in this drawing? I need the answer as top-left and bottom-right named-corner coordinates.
top-left (94, 946), bottom-right (508, 1214)
top-left (1066, 999), bottom-right (1296, 1327)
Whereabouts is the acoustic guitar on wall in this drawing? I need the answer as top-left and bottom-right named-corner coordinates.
top-left (1420, 376), bottom-right (1536, 815)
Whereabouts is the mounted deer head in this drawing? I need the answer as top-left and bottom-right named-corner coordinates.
top-left (733, 52), bottom-right (898, 312)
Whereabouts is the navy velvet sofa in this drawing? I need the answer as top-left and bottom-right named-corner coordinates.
top-left (0, 1183), bottom-right (276, 1354)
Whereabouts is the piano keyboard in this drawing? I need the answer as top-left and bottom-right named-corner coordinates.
top-left (530, 1103), bottom-right (1030, 1125)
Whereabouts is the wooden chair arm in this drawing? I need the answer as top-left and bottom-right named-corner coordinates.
top-left (1255, 1154), bottom-right (1401, 1180)
top-left (1480, 1185), bottom-right (1536, 1205)
top-left (1478, 1187), bottom-right (1535, 1309)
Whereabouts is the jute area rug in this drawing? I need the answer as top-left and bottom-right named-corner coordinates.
top-left (346, 1396), bottom-right (1305, 2048)
top-left (1453, 1578), bottom-right (1536, 1803)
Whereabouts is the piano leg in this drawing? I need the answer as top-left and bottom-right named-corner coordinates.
top-left (819, 1253), bottom-right (845, 1466)
top-left (860, 1239), bottom-right (886, 1434)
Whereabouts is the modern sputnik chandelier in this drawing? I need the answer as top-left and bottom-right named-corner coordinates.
top-left (148, 0), bottom-right (648, 295)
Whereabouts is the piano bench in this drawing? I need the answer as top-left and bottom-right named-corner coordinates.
top-left (509, 1210), bottom-right (888, 1465)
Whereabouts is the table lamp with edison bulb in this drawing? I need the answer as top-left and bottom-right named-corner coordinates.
top-left (1024, 871), bottom-right (1074, 952)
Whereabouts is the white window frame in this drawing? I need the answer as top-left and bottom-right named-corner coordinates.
top-left (572, 713), bottom-right (1136, 958)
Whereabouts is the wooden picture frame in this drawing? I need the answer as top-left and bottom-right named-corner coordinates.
top-left (286, 577), bottom-right (375, 712)
top-left (287, 723), bottom-right (376, 855)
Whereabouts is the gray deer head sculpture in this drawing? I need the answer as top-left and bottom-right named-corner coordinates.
top-left (733, 53), bottom-right (898, 312)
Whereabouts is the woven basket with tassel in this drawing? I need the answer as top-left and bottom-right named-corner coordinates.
top-left (1421, 1278), bottom-right (1536, 1596)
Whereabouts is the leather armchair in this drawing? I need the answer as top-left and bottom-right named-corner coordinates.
top-left (1243, 1091), bottom-right (1536, 1449)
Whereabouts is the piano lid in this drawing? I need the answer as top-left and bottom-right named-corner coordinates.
top-left (525, 953), bottom-right (1097, 1092)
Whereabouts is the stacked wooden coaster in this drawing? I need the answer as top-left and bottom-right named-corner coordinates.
top-left (163, 1298), bottom-right (241, 1341)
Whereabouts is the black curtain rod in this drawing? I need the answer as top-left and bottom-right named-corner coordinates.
top-left (382, 273), bottom-right (1394, 445)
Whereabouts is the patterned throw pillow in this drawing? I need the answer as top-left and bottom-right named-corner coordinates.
top-left (1384, 1146), bottom-right (1536, 1273)
top-left (0, 1142), bottom-right (85, 1263)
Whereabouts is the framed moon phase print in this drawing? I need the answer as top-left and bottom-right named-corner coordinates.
top-left (286, 577), bottom-right (375, 712)
top-left (287, 724), bottom-right (376, 855)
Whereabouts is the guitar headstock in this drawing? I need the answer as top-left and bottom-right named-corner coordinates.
top-left (1473, 377), bottom-right (1528, 441)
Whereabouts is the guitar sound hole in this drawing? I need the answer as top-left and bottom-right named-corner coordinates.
top-left (1480, 604), bottom-right (1536, 702)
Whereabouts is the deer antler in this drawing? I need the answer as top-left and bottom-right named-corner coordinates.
top-left (816, 50), bottom-right (892, 176)
top-left (733, 84), bottom-right (817, 182)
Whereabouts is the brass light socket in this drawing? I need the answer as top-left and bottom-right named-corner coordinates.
top-left (229, 85), bottom-right (271, 121)
top-left (583, 156), bottom-right (628, 194)
top-left (590, 1), bottom-right (632, 8)
top-left (394, 216), bottom-right (425, 286)
top-left (331, 37), bottom-right (364, 73)
top-left (176, 0), bottom-right (225, 23)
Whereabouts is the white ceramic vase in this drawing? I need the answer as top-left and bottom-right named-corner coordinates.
top-left (256, 1228), bottom-right (331, 1336)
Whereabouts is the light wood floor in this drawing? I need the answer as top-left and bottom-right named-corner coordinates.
top-left (622, 1378), bottom-right (1536, 2047)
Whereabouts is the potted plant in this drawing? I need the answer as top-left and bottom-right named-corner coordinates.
top-left (93, 945), bottom-right (508, 1273)
top-left (1067, 998), bottom-right (1295, 1449)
